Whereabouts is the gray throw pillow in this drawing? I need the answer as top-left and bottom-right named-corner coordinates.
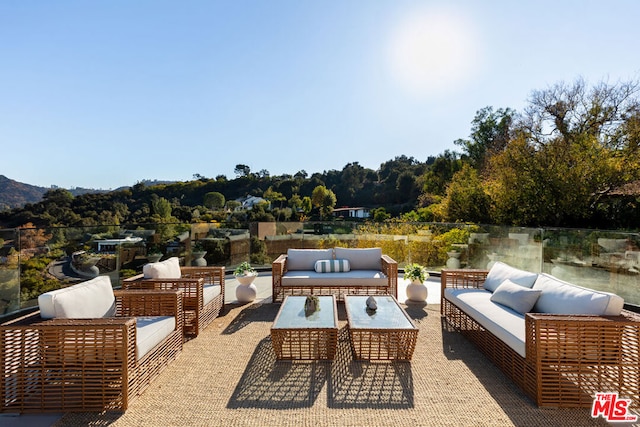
top-left (490, 279), bottom-right (542, 314)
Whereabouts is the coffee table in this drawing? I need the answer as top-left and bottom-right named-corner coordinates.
top-left (344, 295), bottom-right (418, 361)
top-left (271, 295), bottom-right (338, 360)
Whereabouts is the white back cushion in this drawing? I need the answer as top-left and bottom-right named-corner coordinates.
top-left (38, 276), bottom-right (116, 319)
top-left (532, 273), bottom-right (624, 315)
top-left (286, 249), bottom-right (333, 271)
top-left (143, 257), bottom-right (181, 279)
top-left (334, 247), bottom-right (382, 270)
top-left (483, 261), bottom-right (538, 292)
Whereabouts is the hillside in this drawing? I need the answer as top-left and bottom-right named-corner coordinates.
top-left (0, 176), bottom-right (180, 212)
top-left (0, 175), bottom-right (48, 211)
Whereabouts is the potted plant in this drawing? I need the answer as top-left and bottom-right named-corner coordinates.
top-left (234, 261), bottom-right (258, 302)
top-left (404, 263), bottom-right (429, 302)
top-left (404, 263), bottom-right (427, 284)
top-left (147, 245), bottom-right (163, 263)
top-left (234, 261), bottom-right (257, 285)
top-left (191, 242), bottom-right (207, 266)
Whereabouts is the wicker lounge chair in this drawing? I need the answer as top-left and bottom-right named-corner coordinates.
top-left (0, 277), bottom-right (184, 413)
top-left (123, 257), bottom-right (225, 337)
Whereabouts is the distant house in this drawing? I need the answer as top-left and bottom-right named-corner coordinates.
top-left (234, 195), bottom-right (270, 211)
top-left (332, 207), bottom-right (370, 219)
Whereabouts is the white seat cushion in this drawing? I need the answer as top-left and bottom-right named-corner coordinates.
top-left (532, 273), bottom-right (624, 315)
top-left (38, 276), bottom-right (116, 319)
top-left (483, 261), bottom-right (538, 292)
top-left (143, 257), bottom-right (182, 279)
top-left (136, 316), bottom-right (176, 360)
top-left (203, 284), bottom-right (221, 305)
top-left (445, 288), bottom-right (527, 357)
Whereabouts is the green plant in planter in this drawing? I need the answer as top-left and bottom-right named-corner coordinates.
top-left (234, 261), bottom-right (256, 277)
top-left (404, 263), bottom-right (428, 283)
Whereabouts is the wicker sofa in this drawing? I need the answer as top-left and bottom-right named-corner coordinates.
top-left (441, 261), bottom-right (640, 408)
top-left (123, 257), bottom-right (225, 337)
top-left (0, 276), bottom-right (184, 413)
top-left (271, 247), bottom-right (398, 302)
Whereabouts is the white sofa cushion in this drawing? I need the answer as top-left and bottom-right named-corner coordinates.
top-left (490, 279), bottom-right (542, 314)
top-left (203, 284), bottom-right (221, 305)
top-left (143, 257), bottom-right (181, 279)
top-left (483, 261), bottom-right (538, 292)
top-left (314, 259), bottom-right (350, 273)
top-left (286, 248), bottom-right (333, 271)
top-left (282, 270), bottom-right (387, 287)
top-left (532, 273), bottom-right (624, 315)
top-left (334, 247), bottom-right (382, 270)
top-left (135, 316), bottom-right (176, 360)
top-left (445, 288), bottom-right (526, 357)
top-left (38, 276), bottom-right (116, 319)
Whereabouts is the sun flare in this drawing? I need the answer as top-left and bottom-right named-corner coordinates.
top-left (388, 8), bottom-right (481, 96)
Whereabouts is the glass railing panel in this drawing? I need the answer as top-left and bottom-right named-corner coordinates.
top-left (542, 228), bottom-right (640, 306)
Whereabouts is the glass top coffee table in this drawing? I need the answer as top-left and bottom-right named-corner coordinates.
top-left (271, 295), bottom-right (338, 360)
top-left (344, 295), bottom-right (419, 361)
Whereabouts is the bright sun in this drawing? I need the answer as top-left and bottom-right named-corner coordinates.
top-left (388, 8), bottom-right (481, 97)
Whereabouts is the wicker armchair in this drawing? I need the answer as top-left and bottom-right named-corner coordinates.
top-left (123, 260), bottom-right (225, 337)
top-left (0, 287), bottom-right (184, 413)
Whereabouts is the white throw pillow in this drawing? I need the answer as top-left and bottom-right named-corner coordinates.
top-left (143, 257), bottom-right (181, 279)
top-left (490, 279), bottom-right (542, 315)
top-left (314, 259), bottom-right (350, 273)
top-left (38, 276), bottom-right (116, 319)
top-left (483, 261), bottom-right (538, 292)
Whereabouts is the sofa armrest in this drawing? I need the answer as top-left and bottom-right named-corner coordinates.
top-left (114, 289), bottom-right (184, 332)
top-left (272, 254), bottom-right (288, 302)
top-left (135, 278), bottom-right (205, 311)
top-left (381, 255), bottom-right (398, 298)
top-left (180, 266), bottom-right (225, 297)
top-left (440, 269), bottom-right (489, 313)
top-left (526, 311), bottom-right (640, 364)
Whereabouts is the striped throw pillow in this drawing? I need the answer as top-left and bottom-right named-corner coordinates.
top-left (314, 259), bottom-right (350, 273)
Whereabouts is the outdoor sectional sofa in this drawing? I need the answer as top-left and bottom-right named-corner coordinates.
top-left (0, 276), bottom-right (184, 412)
top-left (123, 257), bottom-right (225, 337)
top-left (271, 247), bottom-right (398, 302)
top-left (441, 261), bottom-right (640, 408)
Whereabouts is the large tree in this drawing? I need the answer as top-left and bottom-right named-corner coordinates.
top-left (487, 78), bottom-right (640, 226)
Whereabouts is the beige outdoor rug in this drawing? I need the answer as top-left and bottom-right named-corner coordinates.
top-left (55, 301), bottom-right (610, 427)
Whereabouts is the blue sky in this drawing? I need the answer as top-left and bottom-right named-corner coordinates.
top-left (2, 0), bottom-right (639, 190)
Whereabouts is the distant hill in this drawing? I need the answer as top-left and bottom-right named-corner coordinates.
top-left (0, 176), bottom-right (178, 211)
top-left (0, 175), bottom-right (49, 211)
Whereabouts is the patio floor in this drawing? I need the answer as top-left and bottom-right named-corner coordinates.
top-left (2, 275), bottom-right (610, 426)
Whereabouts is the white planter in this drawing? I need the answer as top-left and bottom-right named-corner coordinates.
top-left (406, 279), bottom-right (428, 302)
top-left (191, 251), bottom-right (207, 267)
top-left (235, 274), bottom-right (257, 302)
top-left (446, 251), bottom-right (461, 269)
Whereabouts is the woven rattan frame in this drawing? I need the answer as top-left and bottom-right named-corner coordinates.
top-left (441, 269), bottom-right (640, 408)
top-left (271, 295), bottom-right (339, 360)
top-left (123, 266), bottom-right (225, 337)
top-left (271, 254), bottom-right (398, 303)
top-left (0, 289), bottom-right (184, 413)
top-left (345, 295), bottom-right (418, 361)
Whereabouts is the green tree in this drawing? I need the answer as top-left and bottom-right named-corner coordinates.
top-left (311, 185), bottom-right (337, 220)
top-left (487, 78), bottom-right (640, 226)
top-left (443, 164), bottom-right (491, 223)
top-left (203, 192), bottom-right (225, 209)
